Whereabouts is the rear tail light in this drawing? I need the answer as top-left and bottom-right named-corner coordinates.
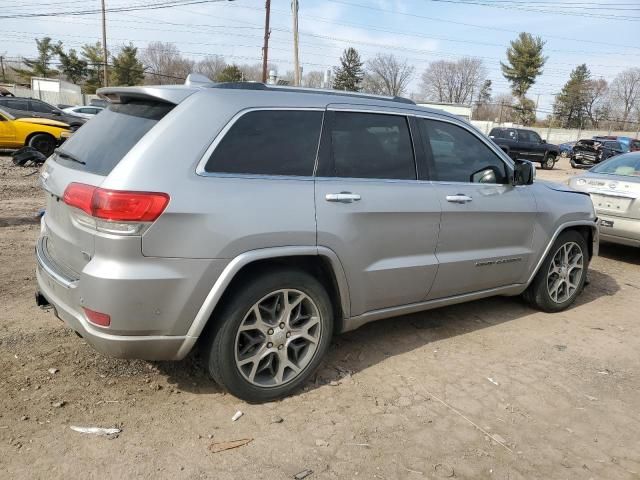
top-left (63, 183), bottom-right (169, 235)
top-left (83, 307), bottom-right (111, 327)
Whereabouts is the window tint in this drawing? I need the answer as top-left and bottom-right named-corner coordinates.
top-left (1, 98), bottom-right (29, 111)
top-left (205, 110), bottom-right (323, 176)
top-left (529, 131), bottom-right (542, 143)
top-left (328, 112), bottom-right (415, 180)
top-left (490, 128), bottom-right (516, 140)
top-left (30, 100), bottom-right (54, 113)
top-left (517, 130), bottom-right (533, 142)
top-left (420, 119), bottom-right (508, 184)
top-left (55, 101), bottom-right (173, 176)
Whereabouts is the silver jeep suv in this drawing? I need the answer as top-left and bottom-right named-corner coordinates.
top-left (36, 77), bottom-right (598, 402)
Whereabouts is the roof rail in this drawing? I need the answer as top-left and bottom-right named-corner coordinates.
top-left (208, 81), bottom-right (415, 105)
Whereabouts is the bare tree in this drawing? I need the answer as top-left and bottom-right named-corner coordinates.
top-left (420, 57), bottom-right (486, 104)
top-left (195, 55), bottom-right (226, 81)
top-left (303, 70), bottom-right (324, 88)
top-left (610, 68), bottom-right (640, 128)
top-left (364, 53), bottom-right (414, 96)
top-left (585, 78), bottom-right (609, 128)
top-left (141, 41), bottom-right (194, 84)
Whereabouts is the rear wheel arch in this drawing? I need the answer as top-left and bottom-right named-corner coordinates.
top-left (197, 252), bottom-right (349, 346)
top-left (25, 131), bottom-right (56, 146)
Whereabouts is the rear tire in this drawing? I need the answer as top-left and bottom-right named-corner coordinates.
top-left (205, 268), bottom-right (334, 402)
top-left (542, 154), bottom-right (556, 170)
top-left (27, 133), bottom-right (56, 157)
top-left (570, 159), bottom-right (577, 168)
top-left (523, 230), bottom-right (588, 313)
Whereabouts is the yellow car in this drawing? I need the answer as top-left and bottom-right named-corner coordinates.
top-left (0, 107), bottom-right (72, 157)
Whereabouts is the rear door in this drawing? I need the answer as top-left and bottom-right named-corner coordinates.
top-left (315, 107), bottom-right (441, 316)
top-left (417, 118), bottom-right (537, 299)
top-left (41, 100), bottom-right (174, 274)
top-left (516, 130), bottom-right (538, 162)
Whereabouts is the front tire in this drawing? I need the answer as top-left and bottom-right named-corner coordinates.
top-left (205, 269), bottom-right (334, 402)
top-left (523, 230), bottom-right (588, 312)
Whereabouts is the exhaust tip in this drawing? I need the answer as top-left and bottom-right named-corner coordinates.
top-left (35, 291), bottom-right (50, 308)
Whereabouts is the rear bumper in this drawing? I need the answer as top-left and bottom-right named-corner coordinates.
top-left (36, 265), bottom-right (190, 360)
top-left (598, 213), bottom-right (640, 247)
top-left (35, 229), bottom-right (227, 361)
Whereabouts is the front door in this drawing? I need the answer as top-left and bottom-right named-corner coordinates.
top-left (417, 118), bottom-right (537, 299)
top-left (315, 108), bottom-right (441, 317)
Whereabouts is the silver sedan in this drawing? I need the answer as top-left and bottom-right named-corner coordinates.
top-left (567, 151), bottom-right (640, 247)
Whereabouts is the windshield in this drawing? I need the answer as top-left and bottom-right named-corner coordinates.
top-left (53, 100), bottom-right (173, 176)
top-left (590, 152), bottom-right (640, 177)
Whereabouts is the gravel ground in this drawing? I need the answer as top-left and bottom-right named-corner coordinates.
top-left (1, 154), bottom-right (639, 479)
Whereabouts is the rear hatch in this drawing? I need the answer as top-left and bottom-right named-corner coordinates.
top-left (41, 100), bottom-right (175, 276)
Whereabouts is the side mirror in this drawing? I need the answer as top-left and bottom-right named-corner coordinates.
top-left (513, 159), bottom-right (535, 186)
top-left (541, 139), bottom-right (546, 144)
top-left (51, 110), bottom-right (61, 115)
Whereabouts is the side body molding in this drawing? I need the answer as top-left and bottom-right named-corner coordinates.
top-left (176, 246), bottom-right (350, 359)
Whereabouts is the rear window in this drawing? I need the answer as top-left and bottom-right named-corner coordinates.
top-left (54, 101), bottom-right (173, 176)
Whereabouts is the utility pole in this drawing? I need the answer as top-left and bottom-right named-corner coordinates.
top-left (101, 0), bottom-right (109, 87)
top-left (498, 101), bottom-right (504, 125)
top-left (261, 0), bottom-right (271, 83)
top-left (292, 0), bottom-right (300, 86)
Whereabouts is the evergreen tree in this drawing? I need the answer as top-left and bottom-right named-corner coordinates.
top-left (57, 47), bottom-right (88, 86)
top-left (501, 32), bottom-right (546, 125)
top-left (110, 44), bottom-right (144, 86)
top-left (13, 37), bottom-right (61, 81)
top-left (333, 48), bottom-right (364, 92)
top-left (553, 64), bottom-right (591, 128)
top-left (478, 80), bottom-right (492, 105)
top-left (81, 42), bottom-right (106, 93)
top-left (215, 64), bottom-right (243, 82)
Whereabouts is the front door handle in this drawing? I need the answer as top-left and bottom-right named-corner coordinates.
top-left (446, 194), bottom-right (473, 204)
top-left (325, 192), bottom-right (361, 203)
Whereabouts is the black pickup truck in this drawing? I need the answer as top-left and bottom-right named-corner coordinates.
top-left (489, 127), bottom-right (560, 169)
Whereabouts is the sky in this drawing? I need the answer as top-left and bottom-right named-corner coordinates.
top-left (1, 0), bottom-right (640, 114)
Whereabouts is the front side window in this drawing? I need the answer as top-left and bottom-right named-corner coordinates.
top-left (205, 110), bottom-right (323, 176)
top-left (327, 111), bottom-right (416, 180)
top-left (30, 100), bottom-right (54, 113)
top-left (420, 119), bottom-right (508, 184)
top-left (529, 131), bottom-right (542, 143)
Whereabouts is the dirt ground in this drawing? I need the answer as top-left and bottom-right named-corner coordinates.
top-left (1, 153), bottom-right (639, 480)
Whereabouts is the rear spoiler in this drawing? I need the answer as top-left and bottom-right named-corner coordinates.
top-left (97, 85), bottom-right (199, 105)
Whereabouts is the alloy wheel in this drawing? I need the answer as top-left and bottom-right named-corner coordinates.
top-left (546, 241), bottom-right (584, 303)
top-left (234, 289), bottom-right (321, 387)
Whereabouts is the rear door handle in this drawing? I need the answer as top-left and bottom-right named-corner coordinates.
top-left (446, 194), bottom-right (473, 204)
top-left (325, 192), bottom-right (361, 203)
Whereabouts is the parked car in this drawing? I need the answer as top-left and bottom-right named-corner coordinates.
top-left (0, 107), bottom-right (71, 156)
top-left (593, 135), bottom-right (640, 153)
top-left (0, 97), bottom-right (86, 131)
top-left (567, 152), bottom-right (640, 247)
top-left (570, 139), bottom-right (624, 168)
top-left (488, 127), bottom-right (560, 169)
top-left (35, 79), bottom-right (598, 402)
top-left (89, 98), bottom-right (108, 108)
top-left (62, 105), bottom-right (104, 119)
top-left (559, 141), bottom-right (575, 158)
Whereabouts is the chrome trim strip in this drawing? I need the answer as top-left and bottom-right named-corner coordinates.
top-left (343, 283), bottom-right (524, 332)
top-left (195, 107), bottom-right (324, 177)
top-left (35, 236), bottom-right (79, 289)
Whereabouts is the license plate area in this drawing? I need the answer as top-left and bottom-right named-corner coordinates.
top-left (591, 194), bottom-right (631, 213)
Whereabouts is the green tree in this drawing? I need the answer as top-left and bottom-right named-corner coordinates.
top-left (215, 64), bottom-right (243, 82)
top-left (553, 64), bottom-right (591, 128)
top-left (56, 47), bottom-right (88, 85)
top-left (333, 47), bottom-right (364, 92)
top-left (110, 44), bottom-right (144, 86)
top-left (501, 32), bottom-right (546, 125)
top-left (81, 42), bottom-right (106, 93)
top-left (13, 37), bottom-right (61, 81)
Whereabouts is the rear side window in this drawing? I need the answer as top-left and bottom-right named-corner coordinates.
top-left (327, 112), bottom-right (415, 180)
top-left (1, 98), bottom-right (29, 110)
top-left (54, 101), bottom-right (173, 176)
top-left (205, 110), bottom-right (323, 176)
top-left (490, 128), bottom-right (516, 140)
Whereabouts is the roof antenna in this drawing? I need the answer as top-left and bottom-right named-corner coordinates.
top-left (185, 73), bottom-right (212, 86)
